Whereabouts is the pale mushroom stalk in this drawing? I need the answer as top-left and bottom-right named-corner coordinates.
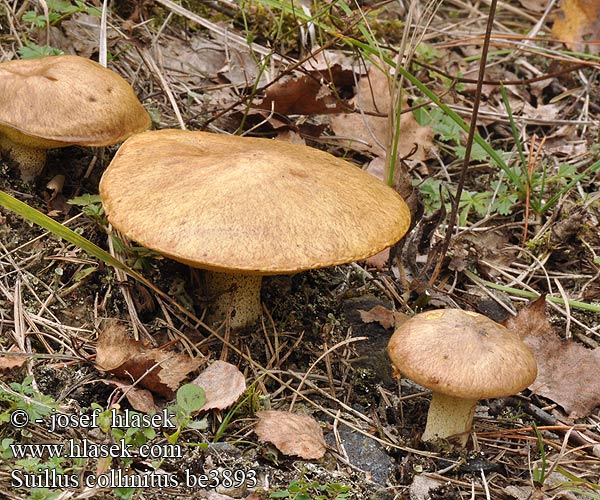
top-left (0, 135), bottom-right (46, 181)
top-left (421, 393), bottom-right (477, 448)
top-left (204, 272), bottom-right (262, 329)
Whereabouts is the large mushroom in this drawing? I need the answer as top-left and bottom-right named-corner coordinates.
top-left (0, 55), bottom-right (151, 180)
top-left (99, 129), bottom-right (411, 329)
top-left (387, 308), bottom-right (537, 448)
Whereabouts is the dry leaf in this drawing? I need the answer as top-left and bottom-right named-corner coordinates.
top-left (0, 347), bottom-right (27, 371)
top-left (503, 295), bottom-right (552, 339)
top-left (330, 65), bottom-right (432, 161)
top-left (191, 360), bottom-right (246, 411)
top-left (95, 322), bottom-right (203, 398)
top-left (364, 247), bottom-right (390, 270)
top-left (552, 0), bottom-right (600, 55)
top-left (304, 48), bottom-right (362, 87)
top-left (524, 333), bottom-right (600, 419)
top-left (517, 0), bottom-right (548, 12)
top-left (254, 410), bottom-right (326, 459)
top-left (358, 305), bottom-right (408, 330)
top-left (100, 379), bottom-right (158, 414)
top-left (245, 494), bottom-right (268, 500)
top-left (509, 298), bottom-right (600, 418)
top-left (255, 74), bottom-right (347, 115)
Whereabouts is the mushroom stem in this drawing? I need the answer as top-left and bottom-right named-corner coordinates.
top-left (204, 272), bottom-right (263, 329)
top-left (422, 392), bottom-right (477, 447)
top-left (0, 135), bottom-right (46, 181)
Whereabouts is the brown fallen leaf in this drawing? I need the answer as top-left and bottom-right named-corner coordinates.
top-left (507, 297), bottom-right (600, 419)
top-left (100, 379), bottom-right (158, 414)
top-left (330, 65), bottom-right (432, 161)
top-left (304, 48), bottom-right (363, 87)
top-left (358, 305), bottom-right (409, 330)
top-left (245, 493), bottom-right (268, 500)
top-left (0, 347), bottom-right (27, 371)
top-left (255, 73), bottom-right (348, 115)
top-left (363, 247), bottom-right (390, 270)
top-left (517, 0), bottom-right (548, 12)
top-left (503, 295), bottom-right (552, 340)
top-left (524, 332), bottom-right (600, 419)
top-left (190, 360), bottom-right (246, 411)
top-left (254, 410), bottom-right (326, 459)
top-left (552, 0), bottom-right (600, 55)
top-left (95, 322), bottom-right (203, 398)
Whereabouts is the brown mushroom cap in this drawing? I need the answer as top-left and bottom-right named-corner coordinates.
top-left (0, 55), bottom-right (150, 148)
top-left (99, 129), bottom-right (411, 274)
top-left (387, 309), bottom-right (537, 400)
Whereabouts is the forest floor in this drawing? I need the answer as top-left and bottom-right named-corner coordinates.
top-left (0, 0), bottom-right (599, 499)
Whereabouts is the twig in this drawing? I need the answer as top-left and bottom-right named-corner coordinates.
top-left (429, 0), bottom-right (499, 286)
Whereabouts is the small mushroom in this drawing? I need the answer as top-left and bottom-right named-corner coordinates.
top-left (0, 55), bottom-right (151, 180)
top-left (99, 129), bottom-right (411, 329)
top-left (387, 308), bottom-right (537, 448)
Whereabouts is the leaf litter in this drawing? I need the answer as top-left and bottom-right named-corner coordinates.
top-left (190, 360), bottom-right (246, 412)
top-left (95, 322), bottom-right (203, 398)
top-left (506, 297), bottom-right (600, 419)
top-left (254, 410), bottom-right (327, 460)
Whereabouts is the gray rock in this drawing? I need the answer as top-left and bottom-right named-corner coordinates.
top-left (326, 427), bottom-right (394, 485)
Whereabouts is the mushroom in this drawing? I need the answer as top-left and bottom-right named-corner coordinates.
top-left (99, 129), bottom-right (411, 329)
top-left (387, 308), bottom-right (537, 447)
top-left (0, 55), bottom-right (151, 180)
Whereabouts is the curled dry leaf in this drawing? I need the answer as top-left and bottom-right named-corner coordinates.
top-left (254, 73), bottom-right (347, 115)
top-left (254, 48), bottom-right (360, 116)
top-left (254, 410), bottom-right (326, 460)
top-left (358, 305), bottom-right (409, 330)
top-left (190, 360), bottom-right (246, 411)
top-left (95, 322), bottom-right (203, 398)
top-left (304, 48), bottom-right (363, 87)
top-left (100, 379), bottom-right (158, 414)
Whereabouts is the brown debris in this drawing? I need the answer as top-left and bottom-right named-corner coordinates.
top-left (95, 322), bottom-right (203, 398)
top-left (190, 360), bottom-right (246, 411)
top-left (254, 410), bottom-right (326, 459)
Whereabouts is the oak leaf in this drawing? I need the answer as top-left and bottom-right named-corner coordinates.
top-left (358, 305), bottom-right (408, 330)
top-left (524, 333), bottom-right (600, 419)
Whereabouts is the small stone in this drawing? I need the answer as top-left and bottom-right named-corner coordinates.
top-left (326, 427), bottom-right (393, 485)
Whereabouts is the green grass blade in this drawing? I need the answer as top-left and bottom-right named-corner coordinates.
top-left (0, 190), bottom-right (129, 272)
top-left (500, 83), bottom-right (527, 169)
top-left (500, 83), bottom-right (528, 194)
top-left (464, 270), bottom-right (600, 313)
top-left (540, 158), bottom-right (600, 214)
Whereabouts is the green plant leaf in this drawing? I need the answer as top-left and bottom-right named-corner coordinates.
top-left (18, 43), bottom-right (64, 59)
top-left (176, 384), bottom-right (206, 414)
